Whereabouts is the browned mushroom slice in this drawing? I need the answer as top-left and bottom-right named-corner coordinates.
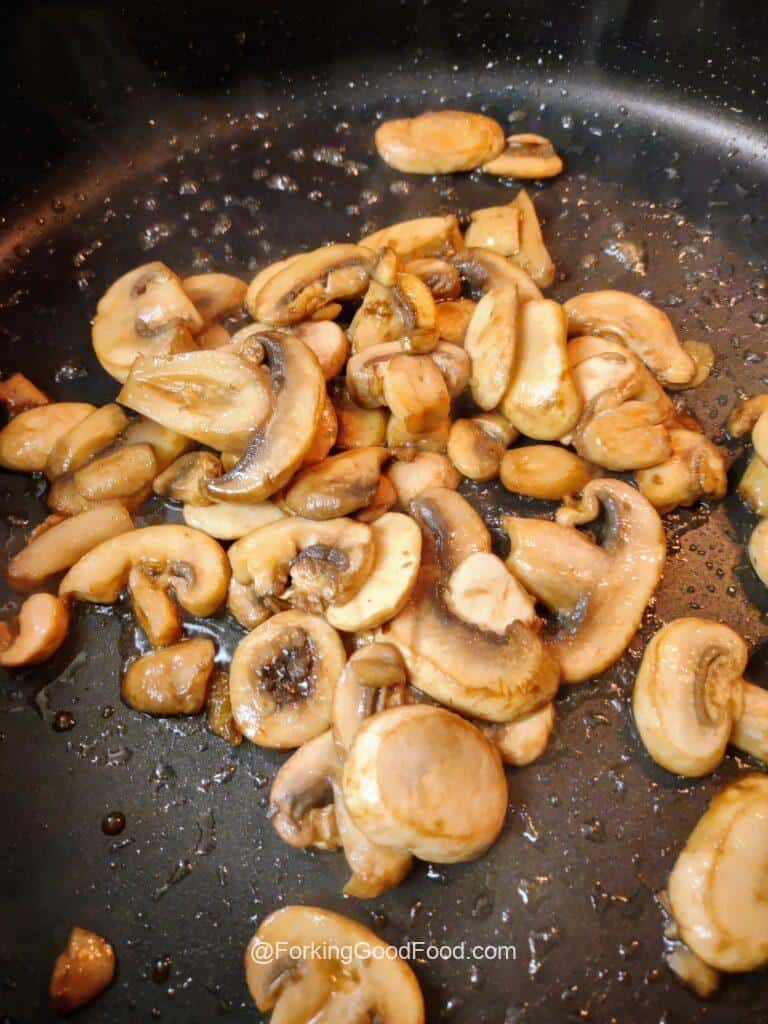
top-left (500, 445), bottom-right (595, 500)
top-left (447, 413), bottom-right (517, 482)
top-left (0, 373), bottom-right (49, 416)
top-left (575, 391), bottom-right (672, 471)
top-left (333, 780), bottom-right (413, 898)
top-left (355, 474), bottom-right (397, 523)
top-left (386, 451), bottom-right (461, 506)
top-left (435, 298), bottom-right (477, 345)
top-left (183, 500), bottom-right (284, 541)
top-left (635, 428), bottom-right (727, 513)
top-left (739, 455), bottom-right (768, 516)
top-left (300, 395), bottom-right (338, 466)
top-left (246, 244), bottom-right (372, 325)
top-left (206, 669), bottom-right (242, 745)
top-left (452, 246), bottom-right (542, 305)
top-left (182, 273), bottom-right (247, 322)
top-left (375, 110), bottom-right (504, 173)
top-left (117, 415), bottom-right (194, 471)
top-left (346, 340), bottom-right (466, 412)
top-left (465, 204), bottom-right (521, 257)
top-left (93, 262), bottom-right (203, 383)
top-left (0, 594), bottom-right (69, 668)
top-left (127, 565), bottom-right (183, 647)
top-left (481, 703), bottom-right (555, 767)
top-left (204, 331), bottom-right (326, 502)
top-left (403, 258), bottom-right (461, 301)
top-left (0, 402), bottom-right (96, 473)
top-left (361, 214), bottom-right (463, 261)
top-left (282, 447), bottom-right (389, 520)
top-left (293, 321), bottom-right (349, 379)
top-left (73, 444), bottom-right (158, 502)
top-left (269, 729), bottom-right (341, 850)
top-left (386, 414), bottom-right (451, 453)
top-left (227, 578), bottom-right (276, 630)
top-left (153, 451), bottom-right (223, 505)
top-left (43, 403), bottom-right (129, 481)
top-left (229, 610), bottom-right (345, 748)
top-left (464, 285), bottom-right (517, 410)
top-left (382, 354), bottom-right (450, 432)
top-left (50, 927), bottom-right (115, 1015)
top-left (349, 258), bottom-right (438, 354)
top-left (122, 638), bottom-right (216, 715)
top-left (482, 133), bottom-right (563, 179)
top-left (331, 382), bottom-right (389, 449)
top-left (332, 642), bottom-right (410, 753)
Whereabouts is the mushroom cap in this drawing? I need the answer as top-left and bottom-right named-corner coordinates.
top-left (0, 593), bottom-right (69, 668)
top-left (375, 111), bottom-right (504, 174)
top-left (668, 774), bottom-right (768, 972)
top-left (182, 500), bottom-right (284, 540)
top-left (632, 618), bottom-right (747, 777)
top-left (342, 704), bottom-right (508, 863)
top-left (360, 215), bottom-right (463, 261)
top-left (122, 638), bottom-right (215, 716)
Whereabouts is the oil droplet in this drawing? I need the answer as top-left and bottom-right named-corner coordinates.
top-left (151, 956), bottom-right (173, 984)
top-left (52, 711), bottom-right (75, 732)
top-left (102, 811), bottom-right (126, 836)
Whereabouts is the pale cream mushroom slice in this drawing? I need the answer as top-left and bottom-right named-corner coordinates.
top-left (632, 618), bottom-right (748, 776)
top-left (246, 244), bottom-right (372, 325)
top-left (45, 403), bottom-right (129, 480)
top-left (403, 258), bottom-right (461, 301)
top-left (72, 443), bottom-right (158, 503)
top-left (382, 488), bottom-right (559, 721)
top-left (731, 681), bottom-right (768, 764)
top-left (500, 298), bottom-right (582, 440)
top-left (283, 448), bottom-right (389, 520)
top-left (182, 272), bottom-right (247, 323)
top-left (385, 451), bottom-right (460, 507)
top-left (500, 445), bottom-right (595, 501)
top-left (122, 638), bottom-right (216, 715)
top-left (563, 291), bottom-right (695, 387)
top-left (444, 551), bottom-right (537, 631)
top-left (332, 642), bottom-right (410, 753)
top-left (510, 189), bottom-right (556, 288)
top-left (505, 479), bottom-right (666, 683)
top-left (635, 428), bottom-right (727, 513)
top-left (118, 347), bottom-right (272, 454)
top-left (116, 415), bottom-right (194, 471)
top-left (447, 413), bottom-right (517, 482)
top-left (482, 133), bottom-right (563, 179)
top-left (0, 372), bottom-right (48, 416)
top-left (183, 500), bottom-right (284, 540)
top-left (50, 927), bottom-right (115, 1015)
top-left (205, 331), bottom-right (326, 502)
top-left (326, 513), bottom-right (422, 632)
top-left (293, 321), bottom-right (349, 380)
top-left (59, 523), bottom-right (230, 617)
top-left (268, 729), bottom-right (341, 850)
top-left (481, 702), bottom-right (556, 767)
top-left (331, 383), bottom-right (389, 450)
top-left (668, 774), bottom-right (768, 972)
top-left (93, 262), bottom-right (203, 383)
top-left (452, 247), bottom-right (542, 304)
top-left (8, 504), bottom-right (134, 591)
top-left (748, 518), bottom-right (768, 587)
top-left (361, 214), bottom-right (463, 261)
top-left (375, 110), bottom-right (504, 173)
top-left (229, 610), bottom-right (345, 748)
top-left (465, 192), bottom-right (555, 288)
top-left (574, 391), bottom-right (672, 472)
top-left (228, 516), bottom-right (374, 615)
top-left (153, 451), bottom-right (223, 505)
top-left (435, 298), bottom-right (476, 345)
top-left (343, 704), bottom-right (507, 862)
top-left (738, 455), bottom-right (768, 516)
top-left (245, 905), bottom-right (425, 1024)
top-left (0, 402), bottom-right (95, 473)
top-left (0, 594), bottom-right (69, 668)
top-left (464, 285), bottom-right (518, 410)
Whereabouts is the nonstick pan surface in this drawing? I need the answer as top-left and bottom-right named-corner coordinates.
top-left (1, 4), bottom-right (767, 1022)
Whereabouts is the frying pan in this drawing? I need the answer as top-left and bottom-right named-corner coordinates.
top-left (1, 2), bottom-right (767, 1020)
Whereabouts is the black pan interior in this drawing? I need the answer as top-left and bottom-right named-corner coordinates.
top-left (1, 3), bottom-right (767, 1022)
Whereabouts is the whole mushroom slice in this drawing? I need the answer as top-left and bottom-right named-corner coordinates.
top-left (500, 298), bottom-right (582, 441)
top-left (122, 638), bottom-right (216, 716)
top-left (227, 578), bottom-right (276, 631)
top-left (182, 272), bottom-right (247, 322)
top-left (326, 513), bottom-right (422, 632)
top-left (482, 133), bottom-right (563, 179)
top-left (183, 499), bottom-right (284, 540)
top-left (374, 110), bottom-right (504, 174)
top-left (382, 354), bottom-right (450, 432)
top-left (575, 392), bottom-right (672, 472)
top-left (246, 244), bottom-right (372, 325)
top-left (747, 518), bottom-right (768, 587)
top-left (128, 565), bottom-right (183, 646)
top-left (343, 704), bottom-right (507, 862)
top-left (228, 516), bottom-right (374, 614)
top-left (205, 331), bottom-right (326, 503)
top-left (635, 428), bottom-right (727, 513)
top-left (386, 451), bottom-right (460, 507)
top-left (229, 610), bottom-right (345, 748)
top-left (8, 504), bottom-right (134, 590)
top-left (45, 403), bottom-right (129, 480)
top-left (59, 524), bottom-right (230, 617)
top-left (447, 413), bottom-right (518, 482)
top-left (269, 729), bottom-right (341, 850)
top-left (505, 479), bottom-right (666, 683)
top-left (50, 927), bottom-right (115, 1015)
top-left (332, 642), bottom-right (410, 753)
top-left (346, 340), bottom-right (464, 412)
top-left (500, 445), bottom-right (595, 501)
top-left (0, 594), bottom-right (69, 668)
top-left (93, 262), bottom-right (204, 383)
top-left (282, 448), bottom-right (389, 520)
top-left (382, 488), bottom-right (559, 721)
top-left (245, 905), bottom-right (425, 1024)
top-left (563, 291), bottom-right (695, 387)
top-left (361, 214), bottom-right (463, 261)
top-left (668, 774), bottom-right (768, 972)
top-left (452, 247), bottom-right (542, 304)
top-left (0, 402), bottom-right (95, 472)
top-left (73, 443), bottom-right (157, 503)
top-left (118, 347), bottom-right (272, 454)
top-left (481, 702), bottom-right (555, 767)
top-left (632, 618), bottom-right (748, 777)
top-left (464, 285), bottom-right (518, 410)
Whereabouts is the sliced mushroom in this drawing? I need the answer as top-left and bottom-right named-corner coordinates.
top-left (8, 504), bottom-right (134, 590)
top-left (383, 354), bottom-right (450, 432)
top-left (666, 943), bottom-right (721, 999)
top-left (509, 189), bottom-right (556, 288)
top-left (153, 451), bottom-right (222, 505)
top-left (349, 252), bottom-right (438, 354)
top-left (481, 702), bottom-right (555, 767)
top-left (382, 488), bottom-right (559, 720)
top-left (282, 447), bottom-right (389, 520)
top-left (355, 474), bottom-right (397, 523)
top-left (182, 500), bottom-right (285, 540)
top-left (748, 518), bottom-right (768, 587)
top-left (435, 298), bottom-right (476, 345)
top-left (116, 415), bottom-right (194, 470)
top-left (465, 203), bottom-right (521, 257)
top-left (500, 445), bottom-right (595, 500)
top-left (385, 451), bottom-right (460, 506)
top-left (505, 479), bottom-right (666, 683)
top-left (500, 298), bottom-right (582, 440)
top-left (447, 413), bottom-right (517, 482)
top-left (205, 331), bottom-right (326, 502)
top-left (326, 513), bottom-right (422, 632)
top-left (0, 372), bottom-right (48, 416)
top-left (332, 642), bottom-right (410, 753)
top-left (403, 258), bottom-right (461, 301)
top-left (182, 272), bottom-right (247, 322)
top-left (482, 133), bottom-right (563, 179)
top-left (343, 704), bottom-right (507, 862)
top-left (293, 321), bottom-right (349, 380)
top-left (206, 669), bottom-right (242, 745)
top-left (678, 340), bottom-right (715, 389)
top-left (738, 455), bottom-right (768, 516)
top-left (361, 214), bottom-right (463, 261)
top-left (563, 291), bottom-right (695, 387)
top-left (50, 927), bottom-right (115, 1015)
top-left (445, 551), bottom-right (537, 630)
top-left (245, 906), bottom-right (425, 1023)
top-left (122, 638), bottom-right (215, 715)
top-left (93, 262), bottom-right (203, 383)
top-left (247, 244), bottom-right (372, 325)
top-left (269, 729), bottom-right (341, 849)
top-left (0, 402), bottom-right (95, 472)
top-left (127, 565), bottom-right (183, 647)
top-left (118, 347), bottom-right (272, 454)
top-left (333, 779), bottom-right (413, 898)
top-left (227, 578), bottom-right (276, 631)
top-left (229, 610), bottom-right (345, 748)
top-left (731, 681), bottom-right (768, 764)
top-left (228, 516), bottom-right (374, 614)
top-left (464, 285), bottom-right (518, 410)
top-left (72, 443), bottom-right (157, 502)
top-left (452, 247), bottom-right (542, 304)
top-left (332, 383), bottom-right (389, 450)
top-left (726, 394), bottom-right (768, 442)
top-left (632, 618), bottom-right (748, 776)
top-left (574, 391), bottom-right (672, 471)
top-left (386, 413), bottom-right (451, 452)
top-left (668, 774), bottom-right (768, 972)
top-left (0, 594), bottom-right (69, 668)
top-left (59, 524), bottom-right (230, 617)
top-left (375, 110), bottom-right (504, 174)
top-left (568, 334), bottom-right (673, 410)
top-left (346, 340), bottom-right (466, 412)
top-left (635, 428), bottom-right (727, 513)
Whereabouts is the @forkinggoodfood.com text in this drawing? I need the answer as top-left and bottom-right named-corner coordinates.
top-left (249, 939), bottom-right (516, 967)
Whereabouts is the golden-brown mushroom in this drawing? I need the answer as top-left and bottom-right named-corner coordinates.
top-left (500, 445), bottom-right (595, 500)
top-left (452, 246), bottom-right (542, 304)
top-left (386, 451), bottom-right (461, 506)
top-left (447, 413), bottom-right (517, 481)
top-left (122, 638), bottom-right (216, 715)
top-left (0, 372), bottom-right (49, 416)
top-left (403, 257), bottom-right (461, 301)
top-left (331, 383), bottom-right (389, 450)
top-left (206, 669), bottom-right (242, 745)
top-left (481, 702), bottom-right (555, 767)
top-left (0, 403), bottom-right (95, 473)
top-left (0, 594), bottom-right (69, 668)
top-left (332, 642), bottom-right (410, 753)
top-left (635, 428), bottom-right (727, 513)
top-left (45, 404), bottom-right (129, 481)
top-left (72, 444), bottom-right (158, 502)
top-left (375, 110), bottom-right (504, 174)
top-left (50, 927), bottom-right (115, 1015)
top-left (482, 133), bottom-right (563, 178)
top-left (153, 451), bottom-right (223, 505)
top-left (293, 320), bottom-right (349, 380)
top-left (182, 500), bottom-right (284, 540)
top-left (182, 272), bottom-right (247, 322)
top-left (300, 396), bottom-right (338, 466)
top-left (361, 215), bottom-right (463, 262)
top-left (282, 448), bottom-right (389, 520)
top-left (268, 729), bottom-right (341, 850)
